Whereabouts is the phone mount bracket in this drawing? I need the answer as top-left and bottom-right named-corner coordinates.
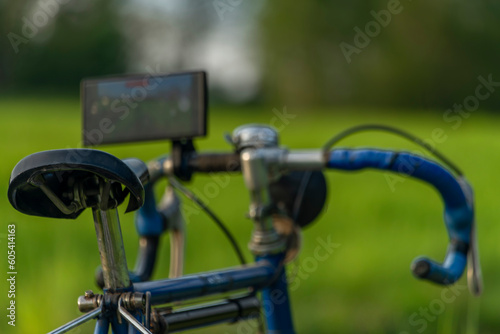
top-left (172, 139), bottom-right (196, 182)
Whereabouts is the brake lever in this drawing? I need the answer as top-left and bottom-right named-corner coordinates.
top-left (468, 219), bottom-right (482, 296)
top-left (458, 177), bottom-right (483, 296)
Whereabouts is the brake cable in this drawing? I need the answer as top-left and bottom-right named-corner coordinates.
top-left (168, 176), bottom-right (247, 265)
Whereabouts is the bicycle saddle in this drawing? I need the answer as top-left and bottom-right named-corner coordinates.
top-left (8, 149), bottom-right (147, 219)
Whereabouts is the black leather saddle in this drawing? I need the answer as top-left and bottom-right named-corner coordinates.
top-left (8, 149), bottom-right (148, 219)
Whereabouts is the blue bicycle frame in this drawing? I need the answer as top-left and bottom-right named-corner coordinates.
top-left (88, 254), bottom-right (293, 333)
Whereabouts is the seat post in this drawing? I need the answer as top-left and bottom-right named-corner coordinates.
top-left (92, 208), bottom-right (131, 290)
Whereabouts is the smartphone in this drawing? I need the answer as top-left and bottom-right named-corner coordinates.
top-left (81, 71), bottom-right (207, 146)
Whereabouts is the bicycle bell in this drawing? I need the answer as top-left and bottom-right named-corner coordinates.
top-left (231, 124), bottom-right (279, 150)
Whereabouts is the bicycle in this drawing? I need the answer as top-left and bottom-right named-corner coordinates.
top-left (7, 71), bottom-right (482, 333)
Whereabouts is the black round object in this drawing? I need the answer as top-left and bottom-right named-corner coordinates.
top-left (269, 171), bottom-right (327, 228)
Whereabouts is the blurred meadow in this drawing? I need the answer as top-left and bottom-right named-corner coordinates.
top-left (1, 1), bottom-right (500, 334)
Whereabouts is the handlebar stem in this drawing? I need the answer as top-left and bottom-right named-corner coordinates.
top-left (240, 148), bottom-right (286, 255)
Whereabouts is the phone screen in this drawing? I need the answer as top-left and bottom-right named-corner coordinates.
top-left (82, 71), bottom-right (206, 146)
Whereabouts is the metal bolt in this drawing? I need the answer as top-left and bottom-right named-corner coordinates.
top-left (122, 292), bottom-right (146, 310)
top-left (85, 290), bottom-right (94, 298)
top-left (78, 293), bottom-right (102, 313)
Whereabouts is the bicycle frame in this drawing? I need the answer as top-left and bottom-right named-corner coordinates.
top-left (133, 253), bottom-right (294, 333)
top-left (52, 229), bottom-right (295, 333)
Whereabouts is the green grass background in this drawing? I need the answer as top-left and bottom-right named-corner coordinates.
top-left (1, 97), bottom-right (500, 333)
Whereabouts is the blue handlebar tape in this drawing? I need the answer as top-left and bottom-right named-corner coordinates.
top-left (327, 149), bottom-right (473, 284)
